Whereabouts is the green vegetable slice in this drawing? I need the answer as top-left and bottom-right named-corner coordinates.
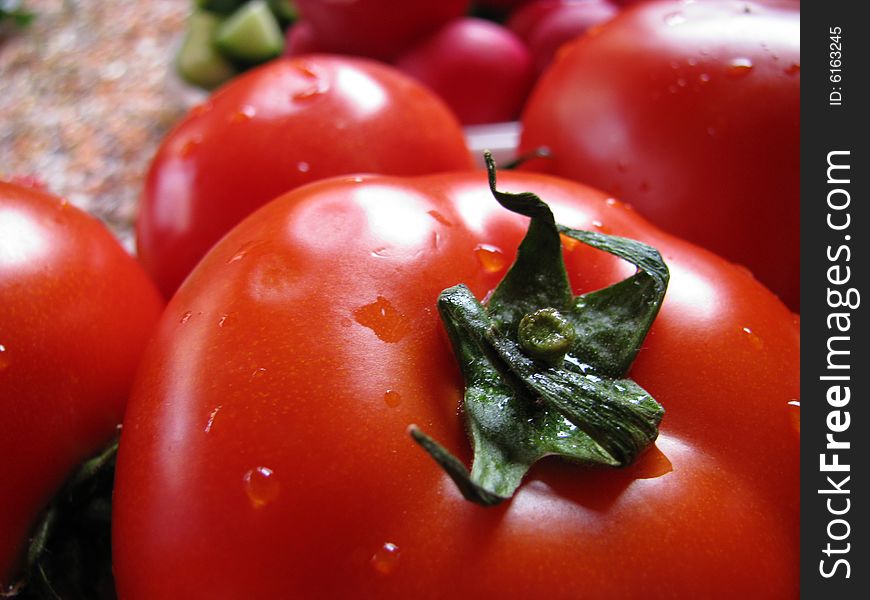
top-left (176, 9), bottom-right (238, 90)
top-left (214, 0), bottom-right (284, 64)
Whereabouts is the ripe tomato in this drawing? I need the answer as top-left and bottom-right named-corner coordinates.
top-left (509, 0), bottom-right (620, 75)
top-left (0, 182), bottom-right (163, 588)
top-left (293, 0), bottom-right (470, 60)
top-left (519, 0), bottom-right (800, 309)
top-left (114, 169), bottom-right (798, 598)
top-left (395, 18), bottom-right (534, 125)
top-left (136, 55), bottom-right (474, 298)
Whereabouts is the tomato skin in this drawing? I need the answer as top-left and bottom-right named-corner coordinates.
top-left (294, 0), bottom-right (470, 60)
top-left (519, 0), bottom-right (800, 309)
top-left (114, 170), bottom-right (798, 598)
top-left (0, 182), bottom-right (163, 586)
top-left (512, 0), bottom-right (620, 74)
top-left (136, 55), bottom-right (473, 299)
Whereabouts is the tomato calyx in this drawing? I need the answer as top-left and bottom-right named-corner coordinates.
top-left (8, 436), bottom-right (118, 599)
top-left (410, 153), bottom-right (669, 506)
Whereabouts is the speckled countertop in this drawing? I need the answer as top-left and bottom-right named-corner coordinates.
top-left (1, 0), bottom-right (204, 249)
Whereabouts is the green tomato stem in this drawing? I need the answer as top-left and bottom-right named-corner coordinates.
top-left (410, 152), bottom-right (669, 506)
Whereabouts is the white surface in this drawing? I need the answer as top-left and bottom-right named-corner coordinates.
top-left (464, 121), bottom-right (521, 166)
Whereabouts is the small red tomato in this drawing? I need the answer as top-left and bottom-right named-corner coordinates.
top-left (136, 55), bottom-right (474, 299)
top-left (520, 0), bottom-right (800, 308)
top-left (525, 0), bottom-right (619, 73)
top-left (0, 182), bottom-right (163, 588)
top-left (395, 18), bottom-right (535, 125)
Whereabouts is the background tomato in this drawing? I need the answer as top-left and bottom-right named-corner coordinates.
top-left (394, 18), bottom-right (535, 125)
top-left (519, 0), bottom-right (800, 309)
top-left (114, 170), bottom-right (798, 598)
top-left (292, 0), bottom-right (470, 60)
top-left (136, 55), bottom-right (474, 299)
top-left (0, 182), bottom-right (163, 588)
top-left (508, 0), bottom-right (619, 75)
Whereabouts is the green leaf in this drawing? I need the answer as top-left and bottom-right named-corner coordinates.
top-left (411, 153), bottom-right (669, 506)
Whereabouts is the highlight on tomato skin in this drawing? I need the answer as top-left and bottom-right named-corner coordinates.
top-left (113, 169), bottom-right (798, 599)
top-left (0, 181), bottom-right (164, 591)
top-left (136, 54), bottom-right (475, 299)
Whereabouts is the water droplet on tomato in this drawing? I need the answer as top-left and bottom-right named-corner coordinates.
top-left (474, 244), bottom-right (506, 273)
top-left (787, 400), bottom-right (800, 434)
top-left (0, 344), bottom-right (10, 371)
top-left (180, 311), bottom-right (193, 324)
top-left (251, 367), bottom-right (267, 379)
top-left (353, 297), bottom-right (410, 343)
top-left (295, 62), bottom-right (319, 79)
top-left (427, 210), bottom-right (453, 227)
top-left (742, 326), bottom-right (764, 350)
top-left (384, 390), bottom-right (402, 408)
top-left (370, 542), bottom-right (400, 575)
top-left (291, 81), bottom-right (329, 102)
top-left (227, 240), bottom-right (261, 263)
top-left (726, 57), bottom-right (754, 78)
top-left (190, 102), bottom-right (212, 117)
top-left (179, 135), bottom-right (202, 159)
top-left (785, 63), bottom-right (800, 76)
top-left (296, 161), bottom-right (310, 173)
top-left (230, 105), bottom-right (257, 123)
top-left (204, 405), bottom-right (222, 433)
top-left (698, 73), bottom-right (711, 84)
top-left (244, 466), bottom-right (280, 508)
top-left (218, 314), bottom-right (230, 328)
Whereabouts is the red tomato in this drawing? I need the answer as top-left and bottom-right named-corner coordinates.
top-left (282, 21), bottom-right (326, 57)
top-left (524, 0), bottom-right (619, 74)
top-left (0, 182), bottom-right (163, 587)
top-left (519, 0), bottom-right (800, 309)
top-left (136, 55), bottom-right (473, 299)
top-left (507, 0), bottom-right (576, 40)
top-left (114, 170), bottom-right (798, 598)
top-left (394, 18), bottom-right (534, 125)
top-left (293, 0), bottom-right (470, 60)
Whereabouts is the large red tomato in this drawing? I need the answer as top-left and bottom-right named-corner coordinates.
top-left (136, 55), bottom-right (474, 298)
top-left (114, 168), bottom-right (798, 598)
top-left (0, 182), bottom-right (163, 589)
top-left (519, 0), bottom-right (800, 309)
